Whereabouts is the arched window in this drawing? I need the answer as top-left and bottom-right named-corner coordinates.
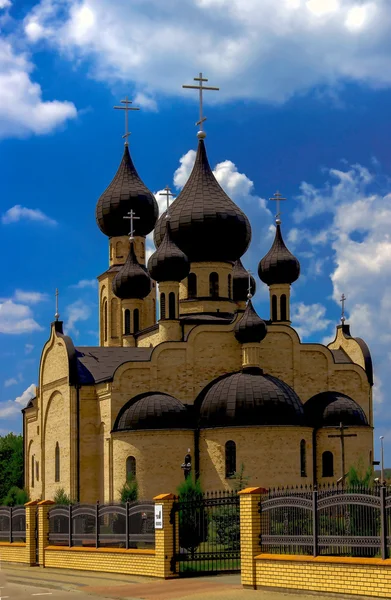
top-left (169, 292), bottom-right (176, 319)
top-left (36, 460), bottom-right (39, 482)
top-left (188, 273), bottom-right (197, 299)
top-left (160, 293), bottom-right (166, 320)
top-left (209, 272), bottom-right (219, 298)
top-left (225, 440), bottom-right (236, 478)
top-left (124, 309), bottom-right (131, 335)
top-left (281, 294), bottom-right (287, 321)
top-left (116, 241), bottom-right (123, 259)
top-left (300, 439), bottom-right (306, 477)
top-left (31, 455), bottom-right (35, 488)
top-left (134, 309), bottom-right (140, 333)
top-left (55, 442), bottom-right (60, 482)
top-left (103, 300), bottom-right (108, 342)
top-left (272, 295), bottom-right (277, 321)
top-left (126, 456), bottom-right (136, 480)
top-left (228, 274), bottom-right (232, 299)
top-left (322, 451), bottom-right (334, 477)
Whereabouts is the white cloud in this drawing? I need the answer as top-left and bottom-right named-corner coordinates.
top-left (22, 0), bottom-right (391, 105)
top-left (173, 150), bottom-right (197, 190)
top-left (70, 279), bottom-right (98, 289)
top-left (14, 290), bottom-right (48, 304)
top-left (291, 302), bottom-right (333, 339)
top-left (134, 92), bottom-right (158, 112)
top-left (2, 205), bottom-right (57, 225)
top-left (0, 0), bottom-right (11, 8)
top-left (4, 377), bottom-right (17, 387)
top-left (0, 300), bottom-right (43, 334)
top-left (0, 37), bottom-right (77, 139)
top-left (0, 383), bottom-right (36, 418)
top-left (24, 343), bottom-right (34, 354)
top-left (65, 299), bottom-right (91, 336)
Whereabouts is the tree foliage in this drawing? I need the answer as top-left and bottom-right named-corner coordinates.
top-left (0, 434), bottom-right (24, 503)
top-left (53, 488), bottom-right (73, 505)
top-left (177, 476), bottom-right (207, 558)
top-left (119, 474), bottom-right (138, 503)
top-left (346, 459), bottom-right (373, 488)
top-left (2, 486), bottom-right (29, 506)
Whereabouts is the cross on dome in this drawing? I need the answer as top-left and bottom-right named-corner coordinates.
top-left (270, 191), bottom-right (287, 224)
top-left (54, 288), bottom-right (59, 321)
top-left (159, 186), bottom-right (175, 219)
top-left (123, 209), bottom-right (140, 240)
top-left (113, 96), bottom-right (140, 145)
top-left (182, 72), bottom-right (219, 138)
top-left (247, 270), bottom-right (253, 300)
top-left (340, 293), bottom-right (347, 324)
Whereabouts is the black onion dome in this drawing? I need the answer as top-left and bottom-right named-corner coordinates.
top-left (113, 393), bottom-right (189, 431)
top-left (153, 140), bottom-right (251, 262)
top-left (233, 259), bottom-right (256, 301)
top-left (304, 391), bottom-right (368, 428)
top-left (258, 224), bottom-right (300, 285)
top-left (147, 220), bottom-right (190, 282)
top-left (199, 369), bottom-right (304, 428)
top-left (96, 145), bottom-right (158, 237)
top-left (235, 299), bottom-right (267, 344)
top-left (112, 241), bottom-right (151, 299)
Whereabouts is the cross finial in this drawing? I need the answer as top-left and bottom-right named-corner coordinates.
top-left (54, 288), bottom-right (59, 321)
top-left (123, 209), bottom-right (140, 240)
top-left (159, 186), bottom-right (175, 220)
top-left (182, 72), bottom-right (219, 138)
top-left (113, 96), bottom-right (140, 145)
top-left (270, 191), bottom-right (287, 224)
top-left (340, 293), bottom-right (347, 324)
top-left (247, 270), bottom-right (253, 301)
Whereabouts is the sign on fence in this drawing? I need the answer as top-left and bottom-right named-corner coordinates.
top-left (155, 505), bottom-right (163, 529)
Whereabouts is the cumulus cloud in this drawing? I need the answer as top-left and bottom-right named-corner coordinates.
top-left (291, 302), bottom-right (333, 339)
top-left (22, 0), bottom-right (391, 105)
top-left (0, 299), bottom-right (43, 334)
top-left (0, 0), bottom-right (11, 8)
top-left (0, 383), bottom-right (36, 418)
top-left (2, 205), bottom-right (57, 225)
top-left (70, 279), bottom-right (98, 289)
top-left (14, 290), bottom-right (48, 304)
top-left (4, 377), bottom-right (17, 387)
top-left (25, 343), bottom-right (34, 354)
top-left (65, 299), bottom-right (91, 336)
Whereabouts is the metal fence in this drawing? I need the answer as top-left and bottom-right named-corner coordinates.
top-left (171, 490), bottom-right (240, 575)
top-left (0, 507), bottom-right (26, 543)
top-left (48, 501), bottom-right (155, 549)
top-left (259, 484), bottom-right (389, 559)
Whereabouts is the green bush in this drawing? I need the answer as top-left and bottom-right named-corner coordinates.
top-left (177, 476), bottom-right (208, 558)
top-left (53, 488), bottom-right (73, 505)
top-left (119, 474), bottom-right (138, 503)
top-left (2, 486), bottom-right (29, 506)
top-left (0, 434), bottom-right (23, 503)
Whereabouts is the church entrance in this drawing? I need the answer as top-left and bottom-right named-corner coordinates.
top-left (170, 491), bottom-right (240, 576)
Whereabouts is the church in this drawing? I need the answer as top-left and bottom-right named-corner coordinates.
top-left (23, 90), bottom-right (374, 502)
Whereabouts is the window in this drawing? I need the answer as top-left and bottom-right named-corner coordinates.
top-left (228, 274), bottom-right (232, 299)
top-left (225, 440), bottom-right (236, 478)
top-left (272, 295), bottom-right (277, 321)
top-left (55, 442), bottom-right (60, 482)
top-left (300, 439), bottom-right (306, 477)
top-left (169, 292), bottom-right (176, 319)
top-left (160, 293), bottom-right (166, 320)
top-left (36, 460), bottom-right (39, 482)
top-left (281, 294), bottom-right (287, 321)
top-left (31, 455), bottom-right (35, 488)
top-left (116, 241), bottom-right (123, 259)
top-left (103, 300), bottom-right (108, 342)
top-left (188, 273), bottom-right (197, 298)
top-left (134, 309), bottom-right (140, 333)
top-left (209, 272), bottom-right (219, 298)
top-left (126, 456), bottom-right (136, 480)
top-left (124, 309), bottom-right (131, 335)
top-left (322, 451), bottom-right (334, 477)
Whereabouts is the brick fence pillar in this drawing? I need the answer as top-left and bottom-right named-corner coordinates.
top-left (239, 487), bottom-right (266, 589)
top-left (24, 500), bottom-right (38, 565)
top-left (153, 493), bottom-right (178, 579)
top-left (37, 500), bottom-right (55, 567)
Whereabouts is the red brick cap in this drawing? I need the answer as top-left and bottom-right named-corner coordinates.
top-left (37, 500), bottom-right (55, 506)
top-left (238, 487), bottom-right (268, 495)
top-left (24, 500), bottom-right (38, 506)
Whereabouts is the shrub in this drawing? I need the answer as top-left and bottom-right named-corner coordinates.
top-left (177, 476), bottom-right (207, 558)
top-left (53, 488), bottom-right (73, 505)
top-left (2, 486), bottom-right (29, 506)
top-left (119, 474), bottom-right (138, 503)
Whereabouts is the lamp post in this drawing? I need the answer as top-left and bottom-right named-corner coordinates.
top-left (380, 436), bottom-right (385, 484)
top-left (181, 448), bottom-right (192, 480)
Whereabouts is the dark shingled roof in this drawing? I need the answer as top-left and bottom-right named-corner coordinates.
top-left (112, 392), bottom-right (190, 431)
top-left (153, 140), bottom-right (251, 262)
top-left (233, 259), bottom-right (256, 301)
top-left (148, 220), bottom-right (190, 283)
top-left (112, 241), bottom-right (152, 300)
top-left (330, 348), bottom-right (352, 364)
top-left (96, 144), bottom-right (158, 237)
top-left (234, 299), bottom-right (267, 344)
top-left (75, 346), bottom-right (153, 384)
top-left (304, 391), bottom-right (368, 427)
top-left (199, 368), bottom-right (305, 428)
top-left (258, 223), bottom-right (300, 285)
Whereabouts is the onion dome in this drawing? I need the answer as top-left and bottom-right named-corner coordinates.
top-left (112, 241), bottom-right (151, 299)
top-left (199, 368), bottom-right (304, 428)
top-left (112, 393), bottom-right (189, 431)
top-left (147, 220), bottom-right (190, 282)
top-left (235, 299), bottom-right (267, 344)
top-left (258, 223), bottom-right (300, 285)
top-left (96, 145), bottom-right (158, 237)
top-left (153, 140), bottom-right (251, 262)
top-left (304, 391), bottom-right (368, 428)
top-left (233, 259), bottom-right (256, 301)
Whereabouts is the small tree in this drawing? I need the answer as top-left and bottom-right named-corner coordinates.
top-left (346, 459), bottom-right (373, 489)
top-left (119, 474), bottom-right (138, 503)
top-left (177, 476), bottom-right (207, 558)
top-left (53, 488), bottom-right (73, 505)
top-left (2, 486), bottom-right (29, 506)
top-left (229, 463), bottom-right (250, 492)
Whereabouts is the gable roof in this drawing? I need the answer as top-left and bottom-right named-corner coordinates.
top-left (74, 346), bottom-right (153, 384)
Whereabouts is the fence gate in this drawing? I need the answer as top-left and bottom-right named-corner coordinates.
top-left (171, 491), bottom-right (240, 576)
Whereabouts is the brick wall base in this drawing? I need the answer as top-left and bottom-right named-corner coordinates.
top-left (0, 543), bottom-right (28, 564)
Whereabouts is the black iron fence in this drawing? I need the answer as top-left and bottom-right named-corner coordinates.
top-left (259, 484), bottom-right (390, 559)
top-left (48, 501), bottom-right (154, 549)
top-left (0, 507), bottom-right (26, 543)
top-left (171, 490), bottom-right (240, 575)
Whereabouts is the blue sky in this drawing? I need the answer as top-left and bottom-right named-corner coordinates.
top-left (1, 0), bottom-right (391, 468)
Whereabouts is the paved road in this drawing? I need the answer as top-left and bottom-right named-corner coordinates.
top-left (0, 563), bottom-right (365, 600)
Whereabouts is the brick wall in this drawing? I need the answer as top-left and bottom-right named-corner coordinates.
top-left (43, 547), bottom-right (156, 576)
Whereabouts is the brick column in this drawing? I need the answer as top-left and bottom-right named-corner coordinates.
top-left (153, 493), bottom-right (178, 579)
top-left (37, 500), bottom-right (55, 567)
top-left (24, 500), bottom-right (38, 566)
top-left (239, 487), bottom-right (266, 589)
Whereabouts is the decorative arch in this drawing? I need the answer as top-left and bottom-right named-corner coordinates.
top-left (103, 299), bottom-right (108, 342)
top-left (160, 293), bottom-right (166, 320)
top-left (209, 272), bottom-right (219, 298)
top-left (124, 309), bottom-right (131, 335)
top-left (111, 298), bottom-right (119, 337)
top-left (116, 241), bottom-right (123, 259)
top-left (188, 273), bottom-right (197, 299)
top-left (322, 451), bottom-right (334, 477)
top-left (126, 456), bottom-right (136, 480)
top-left (169, 292), bottom-right (176, 319)
top-left (225, 440), bottom-right (236, 478)
top-left (31, 454), bottom-right (35, 488)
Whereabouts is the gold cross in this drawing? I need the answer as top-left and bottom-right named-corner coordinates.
top-left (182, 72), bottom-right (219, 133)
top-left (114, 96), bottom-right (140, 144)
top-left (270, 191), bottom-right (287, 223)
top-left (340, 294), bottom-right (346, 323)
top-left (123, 209), bottom-right (140, 239)
top-left (159, 186), bottom-right (175, 219)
